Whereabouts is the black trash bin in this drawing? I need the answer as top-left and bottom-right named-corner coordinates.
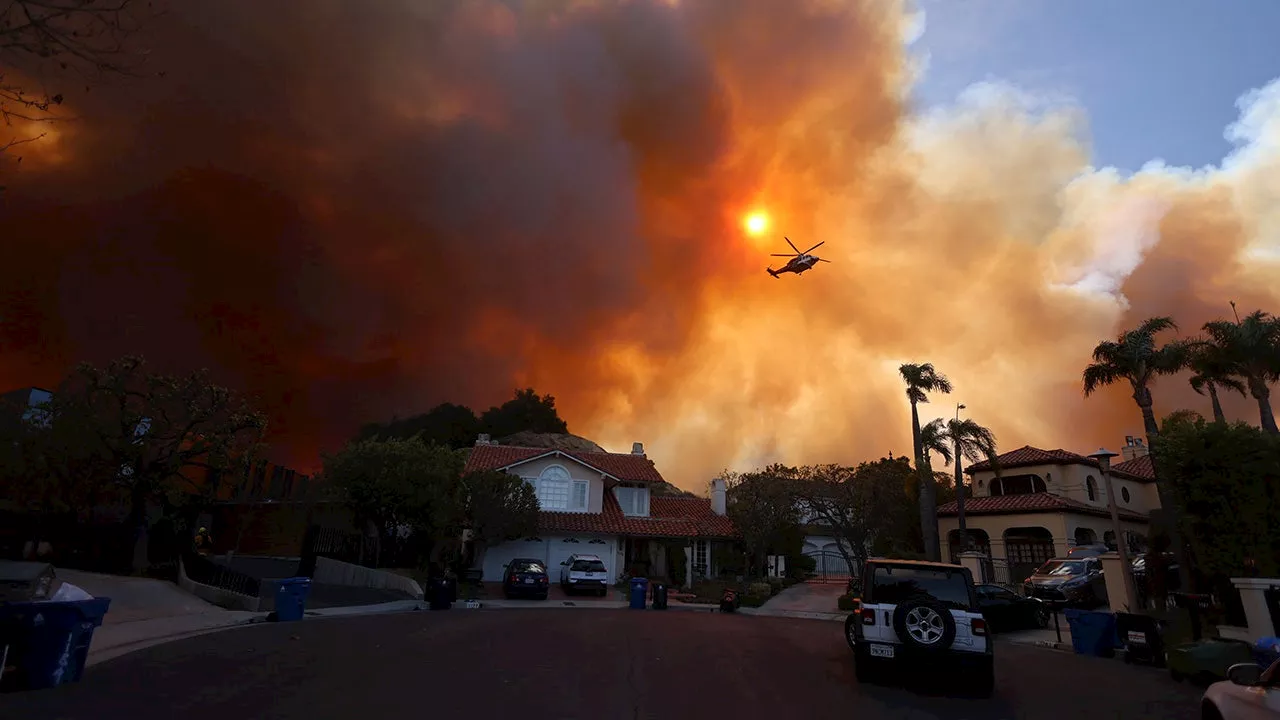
top-left (0, 597), bottom-right (112, 692)
top-left (429, 578), bottom-right (452, 611)
top-left (652, 583), bottom-right (668, 610)
top-left (1116, 612), bottom-right (1166, 667)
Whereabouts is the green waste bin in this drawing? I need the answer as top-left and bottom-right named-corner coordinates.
top-left (1167, 638), bottom-right (1254, 684)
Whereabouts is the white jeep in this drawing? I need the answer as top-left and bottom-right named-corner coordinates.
top-left (844, 558), bottom-right (995, 697)
top-left (559, 554), bottom-right (609, 596)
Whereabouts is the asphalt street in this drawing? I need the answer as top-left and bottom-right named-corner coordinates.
top-left (0, 609), bottom-right (1204, 720)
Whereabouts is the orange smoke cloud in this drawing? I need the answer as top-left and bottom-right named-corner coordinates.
top-left (1, 0), bottom-right (1277, 484)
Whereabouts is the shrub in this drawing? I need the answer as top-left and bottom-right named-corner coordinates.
top-left (837, 593), bottom-right (860, 612)
top-left (788, 553), bottom-right (817, 579)
top-left (767, 577), bottom-right (784, 595)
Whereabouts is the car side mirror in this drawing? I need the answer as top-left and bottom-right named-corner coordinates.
top-left (1228, 663), bottom-right (1262, 687)
top-left (560, 561), bottom-right (568, 566)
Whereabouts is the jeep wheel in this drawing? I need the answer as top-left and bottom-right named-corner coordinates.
top-left (892, 597), bottom-right (957, 652)
top-left (844, 616), bottom-right (860, 650)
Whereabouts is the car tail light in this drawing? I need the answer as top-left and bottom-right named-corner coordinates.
top-left (972, 618), bottom-right (987, 636)
top-left (861, 608), bottom-right (875, 625)
top-left (509, 575), bottom-right (518, 584)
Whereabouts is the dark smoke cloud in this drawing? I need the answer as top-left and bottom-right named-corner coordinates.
top-left (2, 0), bottom-right (1278, 484)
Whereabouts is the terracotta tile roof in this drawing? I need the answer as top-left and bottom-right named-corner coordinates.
top-left (464, 444), bottom-right (666, 484)
top-left (539, 493), bottom-right (736, 539)
top-left (1111, 454), bottom-right (1155, 480)
top-left (964, 445), bottom-right (1155, 482)
top-left (937, 492), bottom-right (1148, 521)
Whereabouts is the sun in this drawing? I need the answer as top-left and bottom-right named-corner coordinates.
top-left (743, 211), bottom-right (769, 236)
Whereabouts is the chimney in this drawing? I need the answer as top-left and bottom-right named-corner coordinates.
top-left (475, 433), bottom-right (491, 447)
top-left (710, 477), bottom-right (727, 516)
top-left (631, 442), bottom-right (644, 456)
top-left (1120, 436), bottom-right (1149, 462)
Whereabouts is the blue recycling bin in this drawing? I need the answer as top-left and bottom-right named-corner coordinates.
top-left (0, 597), bottom-right (112, 691)
top-left (1064, 608), bottom-right (1119, 657)
top-left (629, 578), bottom-right (649, 610)
top-left (274, 577), bottom-right (312, 622)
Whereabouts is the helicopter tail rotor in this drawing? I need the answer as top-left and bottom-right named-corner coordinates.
top-left (766, 267), bottom-right (780, 278)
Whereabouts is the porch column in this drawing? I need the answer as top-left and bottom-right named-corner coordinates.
top-left (1231, 577), bottom-right (1280, 640)
top-left (684, 544), bottom-right (693, 587)
top-left (957, 551), bottom-right (986, 581)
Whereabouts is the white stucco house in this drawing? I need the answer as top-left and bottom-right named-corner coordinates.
top-left (937, 441), bottom-right (1157, 586)
top-left (463, 436), bottom-right (736, 587)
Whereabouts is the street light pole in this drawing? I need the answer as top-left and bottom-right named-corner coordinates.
top-left (1090, 448), bottom-right (1140, 612)
top-left (954, 404), bottom-right (968, 551)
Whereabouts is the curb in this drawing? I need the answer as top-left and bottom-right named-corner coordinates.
top-left (86, 600), bottom-right (433, 667)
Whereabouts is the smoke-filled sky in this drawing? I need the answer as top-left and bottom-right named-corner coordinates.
top-left (2, 0), bottom-right (1278, 488)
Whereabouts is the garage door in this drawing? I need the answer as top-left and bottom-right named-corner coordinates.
top-left (483, 538), bottom-right (548, 581)
top-left (547, 537), bottom-right (586, 579)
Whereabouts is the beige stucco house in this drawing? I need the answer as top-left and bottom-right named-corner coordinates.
top-left (937, 441), bottom-right (1157, 586)
top-left (463, 437), bottom-right (735, 587)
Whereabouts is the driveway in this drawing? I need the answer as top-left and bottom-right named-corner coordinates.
top-left (757, 581), bottom-right (845, 614)
top-left (1, 609), bottom-right (1203, 719)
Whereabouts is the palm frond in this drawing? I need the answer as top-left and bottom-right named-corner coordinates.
top-left (1082, 362), bottom-right (1123, 397)
top-left (919, 418), bottom-right (952, 465)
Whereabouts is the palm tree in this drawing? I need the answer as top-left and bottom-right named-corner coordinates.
top-left (1203, 309), bottom-right (1280, 434)
top-left (1187, 340), bottom-right (1247, 424)
top-left (919, 417), bottom-right (998, 555)
top-left (899, 363), bottom-right (953, 562)
top-left (945, 417), bottom-right (999, 550)
top-left (1082, 315), bottom-right (1195, 590)
top-left (1082, 317), bottom-right (1195, 438)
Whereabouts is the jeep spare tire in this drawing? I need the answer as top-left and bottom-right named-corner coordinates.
top-left (892, 597), bottom-right (957, 651)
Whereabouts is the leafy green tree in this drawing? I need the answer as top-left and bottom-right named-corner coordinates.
top-left (1158, 413), bottom-right (1280, 579)
top-left (1187, 339), bottom-right (1247, 424)
top-left (792, 459), bottom-right (921, 572)
top-left (1202, 308), bottom-right (1280, 434)
top-left (358, 402), bottom-right (480, 449)
top-left (462, 469), bottom-right (538, 576)
top-left (43, 357), bottom-right (268, 571)
top-left (322, 437), bottom-right (465, 568)
top-left (899, 363), bottom-right (952, 561)
top-left (480, 388), bottom-right (569, 438)
top-left (721, 466), bottom-right (804, 577)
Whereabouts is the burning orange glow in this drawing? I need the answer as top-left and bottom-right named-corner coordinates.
top-left (2, 0), bottom-right (1279, 487)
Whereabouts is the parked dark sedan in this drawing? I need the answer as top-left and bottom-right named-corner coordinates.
top-left (974, 583), bottom-right (1049, 632)
top-left (502, 559), bottom-right (550, 600)
top-left (1022, 557), bottom-right (1107, 608)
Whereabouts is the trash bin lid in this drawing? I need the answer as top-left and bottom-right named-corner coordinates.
top-left (0, 560), bottom-right (55, 583)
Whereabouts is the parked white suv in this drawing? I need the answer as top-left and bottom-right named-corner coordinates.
top-left (844, 558), bottom-right (994, 697)
top-left (559, 554), bottom-right (609, 596)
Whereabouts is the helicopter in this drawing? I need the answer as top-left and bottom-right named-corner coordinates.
top-left (767, 237), bottom-right (830, 278)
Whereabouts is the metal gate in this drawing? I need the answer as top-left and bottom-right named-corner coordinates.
top-left (803, 550), bottom-right (855, 583)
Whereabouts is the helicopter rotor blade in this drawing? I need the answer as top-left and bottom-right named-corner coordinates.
top-left (817, 258), bottom-right (831, 263)
top-left (785, 237), bottom-right (800, 254)
top-left (770, 253), bottom-right (797, 257)
top-left (801, 241), bottom-right (825, 254)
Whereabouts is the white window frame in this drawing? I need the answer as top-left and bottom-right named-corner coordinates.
top-left (616, 484), bottom-right (650, 516)
top-left (570, 480), bottom-right (588, 512)
top-left (528, 465), bottom-right (574, 511)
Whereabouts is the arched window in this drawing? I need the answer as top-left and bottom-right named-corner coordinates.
top-left (1086, 476), bottom-right (1097, 502)
top-left (990, 474), bottom-right (1047, 496)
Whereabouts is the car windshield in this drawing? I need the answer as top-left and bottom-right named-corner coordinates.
top-left (1037, 560), bottom-right (1086, 576)
top-left (511, 561), bottom-right (545, 574)
top-left (870, 566), bottom-right (973, 610)
top-left (572, 560), bottom-right (606, 573)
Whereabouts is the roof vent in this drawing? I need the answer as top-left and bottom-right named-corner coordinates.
top-left (631, 442), bottom-right (644, 455)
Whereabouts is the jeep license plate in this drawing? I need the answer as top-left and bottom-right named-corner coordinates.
top-left (869, 644), bottom-right (895, 659)
top-left (1126, 631), bottom-right (1146, 645)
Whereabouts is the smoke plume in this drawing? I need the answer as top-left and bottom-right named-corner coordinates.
top-left (2, 0), bottom-right (1277, 486)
